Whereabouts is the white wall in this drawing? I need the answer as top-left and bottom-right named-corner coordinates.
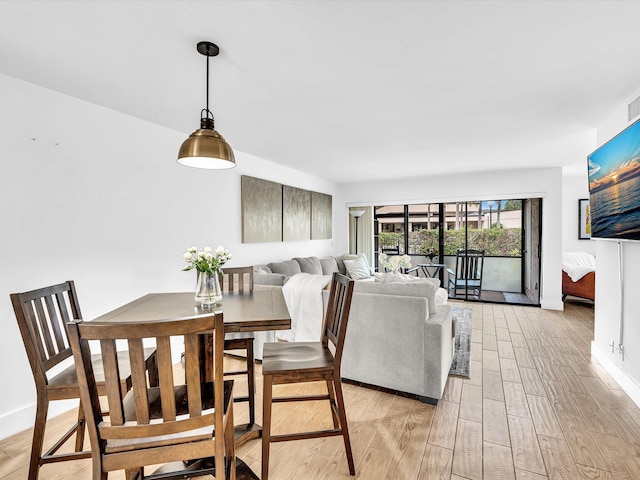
top-left (590, 86), bottom-right (640, 407)
top-left (334, 167), bottom-right (564, 310)
top-left (562, 165), bottom-right (597, 256)
top-left (0, 73), bottom-right (338, 438)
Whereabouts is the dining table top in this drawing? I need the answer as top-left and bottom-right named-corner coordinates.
top-left (90, 288), bottom-right (291, 333)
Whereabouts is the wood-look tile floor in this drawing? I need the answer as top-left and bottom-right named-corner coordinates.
top-left (2, 300), bottom-right (638, 479)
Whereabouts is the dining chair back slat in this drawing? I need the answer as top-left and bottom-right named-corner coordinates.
top-left (127, 338), bottom-right (151, 424)
top-left (219, 266), bottom-right (254, 293)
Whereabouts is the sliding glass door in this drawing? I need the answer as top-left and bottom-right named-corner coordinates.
top-left (373, 199), bottom-right (541, 305)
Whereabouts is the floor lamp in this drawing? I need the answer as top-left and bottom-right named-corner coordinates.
top-left (349, 210), bottom-right (365, 254)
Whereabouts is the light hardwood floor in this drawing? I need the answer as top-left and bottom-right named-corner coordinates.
top-left (2, 300), bottom-right (639, 479)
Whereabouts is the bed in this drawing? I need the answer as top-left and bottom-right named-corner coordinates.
top-left (562, 252), bottom-right (595, 301)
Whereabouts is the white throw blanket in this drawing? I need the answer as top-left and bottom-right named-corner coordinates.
top-left (280, 273), bottom-right (332, 342)
top-left (562, 252), bottom-right (596, 282)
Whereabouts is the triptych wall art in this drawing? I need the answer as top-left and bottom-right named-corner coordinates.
top-left (241, 175), bottom-right (332, 243)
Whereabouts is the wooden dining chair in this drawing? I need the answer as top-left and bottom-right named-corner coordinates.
top-left (261, 272), bottom-right (356, 480)
top-left (68, 312), bottom-right (236, 480)
top-left (219, 266), bottom-right (257, 426)
top-left (10, 281), bottom-right (158, 480)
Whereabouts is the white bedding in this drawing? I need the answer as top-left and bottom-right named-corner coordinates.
top-left (280, 273), bottom-right (332, 342)
top-left (562, 252), bottom-right (595, 282)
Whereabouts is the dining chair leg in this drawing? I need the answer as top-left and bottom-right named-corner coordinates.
top-left (261, 375), bottom-right (274, 480)
top-left (74, 402), bottom-right (86, 452)
top-left (326, 379), bottom-right (340, 428)
top-left (28, 395), bottom-right (49, 480)
top-left (92, 462), bottom-right (107, 480)
top-left (124, 467), bottom-right (140, 480)
top-left (334, 378), bottom-right (355, 475)
top-left (246, 340), bottom-right (256, 425)
top-left (225, 401), bottom-right (237, 480)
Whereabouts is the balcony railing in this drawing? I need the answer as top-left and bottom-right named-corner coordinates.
top-left (401, 254), bottom-right (522, 293)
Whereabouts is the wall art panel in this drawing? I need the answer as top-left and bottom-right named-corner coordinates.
top-left (241, 175), bottom-right (283, 243)
top-left (283, 185), bottom-right (311, 241)
top-left (311, 191), bottom-right (332, 240)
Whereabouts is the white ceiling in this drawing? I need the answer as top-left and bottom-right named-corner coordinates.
top-left (1, 1), bottom-right (640, 183)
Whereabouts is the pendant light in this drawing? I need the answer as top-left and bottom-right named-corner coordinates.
top-left (177, 41), bottom-right (235, 169)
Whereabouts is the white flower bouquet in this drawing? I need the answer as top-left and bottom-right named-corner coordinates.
top-left (379, 253), bottom-right (412, 272)
top-left (182, 245), bottom-right (232, 275)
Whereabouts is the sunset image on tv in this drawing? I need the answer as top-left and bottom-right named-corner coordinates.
top-left (588, 119), bottom-right (640, 240)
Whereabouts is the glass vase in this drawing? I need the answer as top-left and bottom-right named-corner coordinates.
top-left (195, 270), bottom-right (222, 306)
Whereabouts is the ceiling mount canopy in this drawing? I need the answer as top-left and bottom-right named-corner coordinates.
top-left (177, 41), bottom-right (236, 169)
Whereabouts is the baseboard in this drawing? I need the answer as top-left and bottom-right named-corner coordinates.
top-left (0, 399), bottom-right (78, 441)
top-left (541, 299), bottom-right (564, 310)
top-left (591, 341), bottom-right (640, 409)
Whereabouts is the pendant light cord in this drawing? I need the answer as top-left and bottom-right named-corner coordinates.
top-left (206, 50), bottom-right (210, 117)
top-left (200, 47), bottom-right (215, 129)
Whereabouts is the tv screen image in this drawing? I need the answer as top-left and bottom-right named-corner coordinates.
top-left (588, 118), bottom-right (640, 240)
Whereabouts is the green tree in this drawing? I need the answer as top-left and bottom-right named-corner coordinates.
top-left (503, 199), bottom-right (522, 211)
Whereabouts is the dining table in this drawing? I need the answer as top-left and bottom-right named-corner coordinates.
top-left (90, 287), bottom-right (291, 479)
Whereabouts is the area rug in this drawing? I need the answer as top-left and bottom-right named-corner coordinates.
top-left (449, 306), bottom-right (472, 378)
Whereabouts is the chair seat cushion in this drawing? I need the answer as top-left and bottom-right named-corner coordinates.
top-left (262, 342), bottom-right (334, 375)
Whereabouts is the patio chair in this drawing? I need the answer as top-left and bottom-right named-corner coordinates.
top-left (447, 249), bottom-right (485, 299)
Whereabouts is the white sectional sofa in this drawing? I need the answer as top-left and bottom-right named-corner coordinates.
top-left (253, 255), bottom-right (454, 403)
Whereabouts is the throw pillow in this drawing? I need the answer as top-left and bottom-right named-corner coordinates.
top-left (343, 258), bottom-right (371, 280)
top-left (254, 265), bottom-right (272, 274)
top-left (342, 253), bottom-right (371, 273)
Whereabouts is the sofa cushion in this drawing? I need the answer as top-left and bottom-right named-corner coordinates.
top-left (294, 256), bottom-right (323, 275)
top-left (320, 257), bottom-right (340, 275)
top-left (268, 259), bottom-right (302, 276)
top-left (354, 280), bottom-right (438, 315)
top-left (344, 258), bottom-right (371, 280)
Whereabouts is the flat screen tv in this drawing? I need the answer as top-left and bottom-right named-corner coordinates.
top-left (588, 118), bottom-right (640, 241)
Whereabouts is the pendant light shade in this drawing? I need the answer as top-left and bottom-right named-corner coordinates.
top-left (177, 121), bottom-right (235, 169)
top-left (177, 41), bottom-right (235, 169)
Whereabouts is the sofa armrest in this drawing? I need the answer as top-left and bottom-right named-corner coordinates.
top-left (423, 304), bottom-right (453, 399)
